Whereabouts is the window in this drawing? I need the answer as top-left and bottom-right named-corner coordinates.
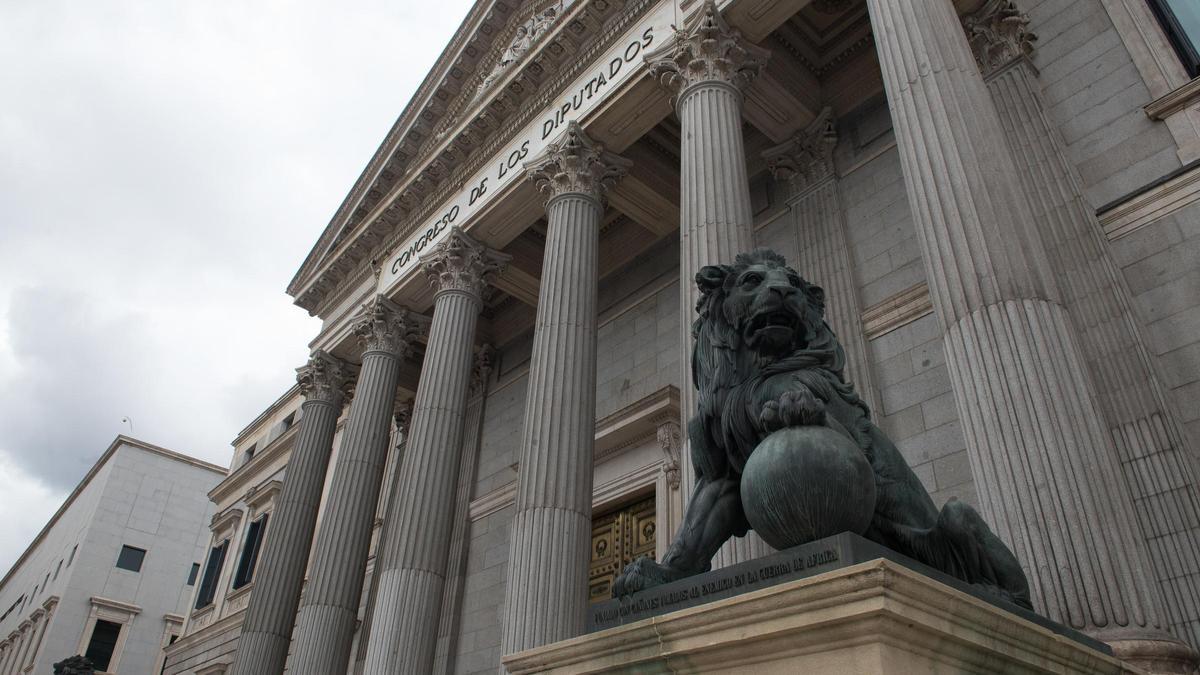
top-left (1148, 0), bottom-right (1200, 76)
top-left (67, 544), bottom-right (77, 567)
top-left (115, 545), bottom-right (146, 572)
top-left (232, 514), bottom-right (269, 589)
top-left (244, 443), bottom-right (257, 465)
top-left (83, 619), bottom-right (122, 671)
top-left (186, 562), bottom-right (200, 586)
top-left (53, 559), bottom-right (62, 580)
top-left (194, 540), bottom-right (228, 609)
top-left (42, 572), bottom-right (49, 593)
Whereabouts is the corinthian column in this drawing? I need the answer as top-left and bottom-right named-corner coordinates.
top-left (965, 1), bottom-right (1200, 656)
top-left (289, 298), bottom-right (425, 675)
top-left (230, 350), bottom-right (354, 675)
top-left (362, 229), bottom-right (508, 675)
top-left (645, 0), bottom-right (772, 567)
top-left (498, 122), bottom-right (628, 665)
top-left (763, 108), bottom-right (879, 413)
top-left (866, 0), bottom-right (1196, 670)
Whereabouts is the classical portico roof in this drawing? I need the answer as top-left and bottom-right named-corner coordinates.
top-left (287, 0), bottom-right (641, 317)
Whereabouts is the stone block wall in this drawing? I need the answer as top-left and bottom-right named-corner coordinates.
top-left (453, 507), bottom-right (513, 675)
top-left (1024, 0), bottom-right (1182, 205)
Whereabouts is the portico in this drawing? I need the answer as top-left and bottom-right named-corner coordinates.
top-left (174, 0), bottom-right (1200, 674)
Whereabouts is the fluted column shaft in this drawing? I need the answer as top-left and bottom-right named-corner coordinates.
top-left (501, 192), bottom-right (601, 661)
top-left (765, 111), bottom-right (879, 412)
top-left (866, 0), bottom-right (1191, 665)
top-left (362, 230), bottom-right (506, 675)
top-left (432, 360), bottom-right (490, 674)
top-left (290, 299), bottom-right (420, 675)
top-left (972, 15), bottom-right (1200, 646)
top-left (231, 352), bottom-right (352, 675)
top-left (646, 0), bottom-right (772, 567)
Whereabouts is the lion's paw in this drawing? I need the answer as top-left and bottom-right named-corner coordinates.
top-left (612, 556), bottom-right (690, 598)
top-left (759, 388), bottom-right (826, 432)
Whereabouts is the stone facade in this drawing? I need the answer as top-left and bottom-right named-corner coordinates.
top-left (166, 0), bottom-right (1200, 673)
top-left (0, 437), bottom-right (224, 675)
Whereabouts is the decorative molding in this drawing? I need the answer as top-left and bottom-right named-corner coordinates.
top-left (296, 350), bottom-right (356, 406)
top-left (861, 283), bottom-right (934, 340)
top-left (351, 295), bottom-right (425, 356)
top-left (595, 386), bottom-right (681, 463)
top-left (963, 0), bottom-right (1036, 78)
top-left (89, 596), bottom-right (141, 618)
top-left (592, 462), bottom-right (660, 512)
top-left (763, 107), bottom-right (837, 196)
top-left (468, 481), bottom-right (517, 521)
top-left (656, 420), bottom-right (682, 490)
top-left (525, 121), bottom-right (631, 203)
top-left (1144, 75), bottom-right (1200, 120)
top-left (421, 227), bottom-right (512, 299)
top-left (645, 0), bottom-right (770, 101)
top-left (209, 507), bottom-right (244, 537)
top-left (245, 479), bottom-right (283, 512)
top-left (471, 344), bottom-right (495, 396)
top-left (1098, 162), bottom-right (1200, 239)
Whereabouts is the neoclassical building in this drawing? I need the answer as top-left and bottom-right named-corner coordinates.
top-left (167, 0), bottom-right (1200, 673)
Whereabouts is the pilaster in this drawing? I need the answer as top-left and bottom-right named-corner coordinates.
top-left (230, 350), bottom-right (354, 675)
top-left (289, 298), bottom-right (424, 675)
top-left (865, 0), bottom-right (1196, 670)
top-left (362, 229), bottom-right (507, 674)
top-left (763, 108), bottom-right (879, 414)
top-left (498, 124), bottom-right (627, 667)
top-left (966, 0), bottom-right (1200, 657)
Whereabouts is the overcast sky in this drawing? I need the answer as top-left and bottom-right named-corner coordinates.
top-left (0, 0), bottom-right (475, 575)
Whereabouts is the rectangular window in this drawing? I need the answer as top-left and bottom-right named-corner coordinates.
top-left (232, 514), bottom-right (269, 589)
top-left (67, 544), bottom-right (77, 567)
top-left (194, 540), bottom-right (228, 609)
top-left (42, 572), bottom-right (49, 593)
top-left (115, 545), bottom-right (146, 572)
top-left (53, 559), bottom-right (62, 580)
top-left (244, 443), bottom-right (257, 466)
top-left (186, 562), bottom-right (200, 586)
top-left (1148, 0), bottom-right (1200, 76)
top-left (84, 619), bottom-right (122, 671)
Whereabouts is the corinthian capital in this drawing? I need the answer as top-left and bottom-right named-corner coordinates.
top-left (644, 0), bottom-right (769, 101)
top-left (421, 227), bottom-right (511, 299)
top-left (352, 296), bottom-right (425, 356)
top-left (964, 0), bottom-right (1036, 77)
top-left (525, 122), bottom-right (631, 203)
top-left (762, 107), bottom-right (837, 195)
top-left (297, 350), bottom-right (356, 405)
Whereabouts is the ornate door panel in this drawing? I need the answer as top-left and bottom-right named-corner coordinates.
top-left (589, 495), bottom-right (656, 602)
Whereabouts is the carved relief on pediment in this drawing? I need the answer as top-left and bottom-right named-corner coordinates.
top-left (473, 0), bottom-right (573, 103)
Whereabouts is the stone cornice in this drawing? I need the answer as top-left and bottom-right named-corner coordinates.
top-left (292, 0), bottom-right (651, 318)
top-left (288, 0), bottom-right (519, 298)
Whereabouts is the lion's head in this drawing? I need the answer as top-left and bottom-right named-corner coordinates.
top-left (695, 249), bottom-right (826, 358)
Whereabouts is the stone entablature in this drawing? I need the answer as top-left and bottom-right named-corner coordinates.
top-left (289, 0), bottom-right (639, 317)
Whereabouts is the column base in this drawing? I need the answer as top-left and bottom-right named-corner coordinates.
top-left (505, 559), bottom-right (1140, 675)
top-left (1104, 634), bottom-right (1199, 675)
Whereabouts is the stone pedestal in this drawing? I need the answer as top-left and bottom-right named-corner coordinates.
top-left (504, 560), bottom-right (1140, 675)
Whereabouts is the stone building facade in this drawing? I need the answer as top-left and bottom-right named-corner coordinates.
top-left (167, 0), bottom-right (1200, 672)
top-left (0, 436), bottom-right (224, 675)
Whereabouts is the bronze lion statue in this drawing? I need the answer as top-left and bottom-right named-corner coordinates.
top-left (613, 249), bottom-right (1031, 609)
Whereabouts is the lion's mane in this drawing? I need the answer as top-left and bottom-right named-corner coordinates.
top-left (690, 249), bottom-right (870, 480)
